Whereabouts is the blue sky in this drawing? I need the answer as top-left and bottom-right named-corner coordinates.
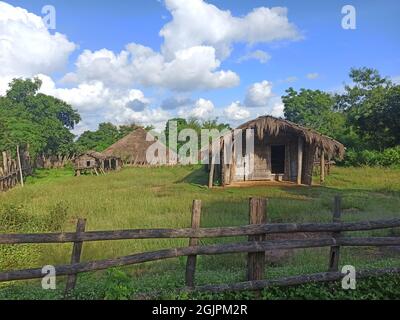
top-left (1, 0), bottom-right (399, 133)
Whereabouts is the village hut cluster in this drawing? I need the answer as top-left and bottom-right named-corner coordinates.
top-left (209, 116), bottom-right (345, 187)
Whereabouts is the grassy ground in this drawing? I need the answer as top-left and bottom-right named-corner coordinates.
top-left (1, 165), bottom-right (400, 299)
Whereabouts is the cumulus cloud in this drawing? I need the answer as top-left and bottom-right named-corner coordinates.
top-left (37, 74), bottom-right (168, 131)
top-left (306, 73), bottom-right (319, 80)
top-left (0, 1), bottom-right (76, 78)
top-left (244, 80), bottom-right (273, 107)
top-left (223, 101), bottom-right (250, 121)
top-left (178, 98), bottom-right (215, 120)
top-left (160, 0), bottom-right (301, 59)
top-left (237, 50), bottom-right (271, 64)
top-left (63, 44), bottom-right (239, 91)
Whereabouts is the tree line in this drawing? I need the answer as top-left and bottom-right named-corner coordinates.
top-left (0, 67), bottom-right (399, 166)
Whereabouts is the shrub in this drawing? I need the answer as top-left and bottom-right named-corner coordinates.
top-left (342, 147), bottom-right (400, 167)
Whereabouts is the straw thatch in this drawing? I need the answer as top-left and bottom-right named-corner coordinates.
top-left (103, 127), bottom-right (176, 165)
top-left (237, 116), bottom-right (345, 159)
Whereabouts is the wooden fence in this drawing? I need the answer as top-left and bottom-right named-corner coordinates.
top-left (0, 146), bottom-right (32, 192)
top-left (1, 196), bottom-right (400, 297)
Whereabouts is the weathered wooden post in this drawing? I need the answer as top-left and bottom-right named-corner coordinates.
top-left (320, 150), bottom-right (325, 184)
top-left (64, 218), bottom-right (86, 297)
top-left (185, 200), bottom-right (202, 288)
top-left (247, 198), bottom-right (267, 282)
top-left (328, 196), bottom-right (342, 272)
top-left (16, 145), bottom-right (24, 187)
top-left (297, 137), bottom-right (303, 185)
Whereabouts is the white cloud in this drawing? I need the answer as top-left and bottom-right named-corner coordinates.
top-left (223, 101), bottom-right (250, 121)
top-left (280, 76), bottom-right (298, 83)
top-left (0, 1), bottom-right (75, 78)
top-left (37, 74), bottom-right (168, 131)
top-left (237, 50), bottom-right (271, 64)
top-left (160, 0), bottom-right (301, 59)
top-left (244, 80), bottom-right (273, 107)
top-left (178, 98), bottom-right (215, 120)
top-left (63, 44), bottom-right (239, 91)
top-left (306, 73), bottom-right (319, 80)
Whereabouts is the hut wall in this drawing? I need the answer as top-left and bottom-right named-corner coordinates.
top-left (231, 133), bottom-right (299, 183)
top-left (74, 155), bottom-right (97, 169)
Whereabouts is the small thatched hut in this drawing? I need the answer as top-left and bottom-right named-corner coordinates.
top-left (73, 151), bottom-right (122, 176)
top-left (103, 127), bottom-right (177, 166)
top-left (212, 116), bottom-right (345, 186)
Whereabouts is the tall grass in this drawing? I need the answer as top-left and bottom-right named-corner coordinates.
top-left (0, 165), bottom-right (399, 297)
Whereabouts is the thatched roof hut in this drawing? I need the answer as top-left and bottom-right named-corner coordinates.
top-left (212, 116), bottom-right (345, 187)
top-left (103, 127), bottom-right (177, 165)
top-left (73, 151), bottom-right (122, 176)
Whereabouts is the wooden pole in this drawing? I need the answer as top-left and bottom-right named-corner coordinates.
top-left (328, 196), bottom-right (342, 272)
top-left (297, 137), bottom-right (303, 185)
top-left (247, 198), bottom-right (267, 282)
top-left (185, 200), bottom-right (202, 288)
top-left (64, 218), bottom-right (86, 297)
top-left (320, 150), bottom-right (325, 184)
top-left (208, 155), bottom-right (215, 188)
top-left (16, 145), bottom-right (24, 187)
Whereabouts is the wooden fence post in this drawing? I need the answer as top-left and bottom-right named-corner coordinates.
top-left (328, 196), bottom-right (342, 272)
top-left (247, 198), bottom-right (267, 281)
top-left (64, 218), bottom-right (86, 297)
top-left (185, 200), bottom-right (202, 288)
top-left (16, 145), bottom-right (24, 187)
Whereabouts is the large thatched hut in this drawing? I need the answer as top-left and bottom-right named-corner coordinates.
top-left (212, 116), bottom-right (345, 187)
top-left (103, 127), bottom-right (177, 166)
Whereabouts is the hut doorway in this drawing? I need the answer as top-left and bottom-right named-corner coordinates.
top-left (271, 145), bottom-right (285, 174)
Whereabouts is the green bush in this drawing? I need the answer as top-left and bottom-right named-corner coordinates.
top-left (342, 147), bottom-right (400, 167)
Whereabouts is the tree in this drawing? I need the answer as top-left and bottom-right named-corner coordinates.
top-left (282, 88), bottom-right (346, 139)
top-left (336, 67), bottom-right (400, 149)
top-left (0, 78), bottom-right (81, 157)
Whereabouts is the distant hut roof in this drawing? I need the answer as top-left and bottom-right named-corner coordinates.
top-left (103, 127), bottom-right (176, 164)
top-left (237, 116), bottom-right (345, 159)
top-left (85, 150), bottom-right (108, 160)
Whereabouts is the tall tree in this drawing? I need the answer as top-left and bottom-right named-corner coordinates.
top-left (336, 67), bottom-right (400, 149)
top-left (282, 88), bottom-right (346, 138)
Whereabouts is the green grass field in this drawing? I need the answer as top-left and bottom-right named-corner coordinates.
top-left (1, 165), bottom-right (400, 299)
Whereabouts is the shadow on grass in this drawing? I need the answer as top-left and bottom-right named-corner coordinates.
top-left (178, 165), bottom-right (209, 187)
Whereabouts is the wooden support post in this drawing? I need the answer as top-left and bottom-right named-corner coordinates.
top-left (297, 137), bottom-right (303, 185)
top-left (320, 150), bottom-right (325, 184)
top-left (247, 198), bottom-right (267, 282)
top-left (16, 145), bottom-right (24, 187)
top-left (64, 218), bottom-right (86, 297)
top-left (185, 200), bottom-right (202, 288)
top-left (328, 196), bottom-right (342, 272)
top-left (208, 155), bottom-right (215, 188)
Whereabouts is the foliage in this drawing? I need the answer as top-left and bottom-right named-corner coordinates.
top-left (0, 78), bottom-right (80, 158)
top-left (75, 122), bottom-right (146, 153)
top-left (164, 117), bottom-right (231, 152)
top-left (336, 67), bottom-right (400, 150)
top-left (342, 147), bottom-right (400, 167)
top-left (282, 88), bottom-right (345, 138)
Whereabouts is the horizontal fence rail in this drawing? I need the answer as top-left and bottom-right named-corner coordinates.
top-left (1, 196), bottom-right (400, 297)
top-left (2, 218), bottom-right (400, 244)
top-left (1, 237), bottom-right (400, 283)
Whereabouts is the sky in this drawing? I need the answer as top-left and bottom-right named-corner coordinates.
top-left (1, 0), bottom-right (399, 135)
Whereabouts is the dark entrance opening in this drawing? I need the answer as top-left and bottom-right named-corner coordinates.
top-left (271, 145), bottom-right (285, 174)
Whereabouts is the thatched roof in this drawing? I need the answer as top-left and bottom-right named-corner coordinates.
top-left (103, 127), bottom-right (176, 164)
top-left (237, 116), bottom-right (345, 159)
top-left (78, 151), bottom-right (117, 161)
